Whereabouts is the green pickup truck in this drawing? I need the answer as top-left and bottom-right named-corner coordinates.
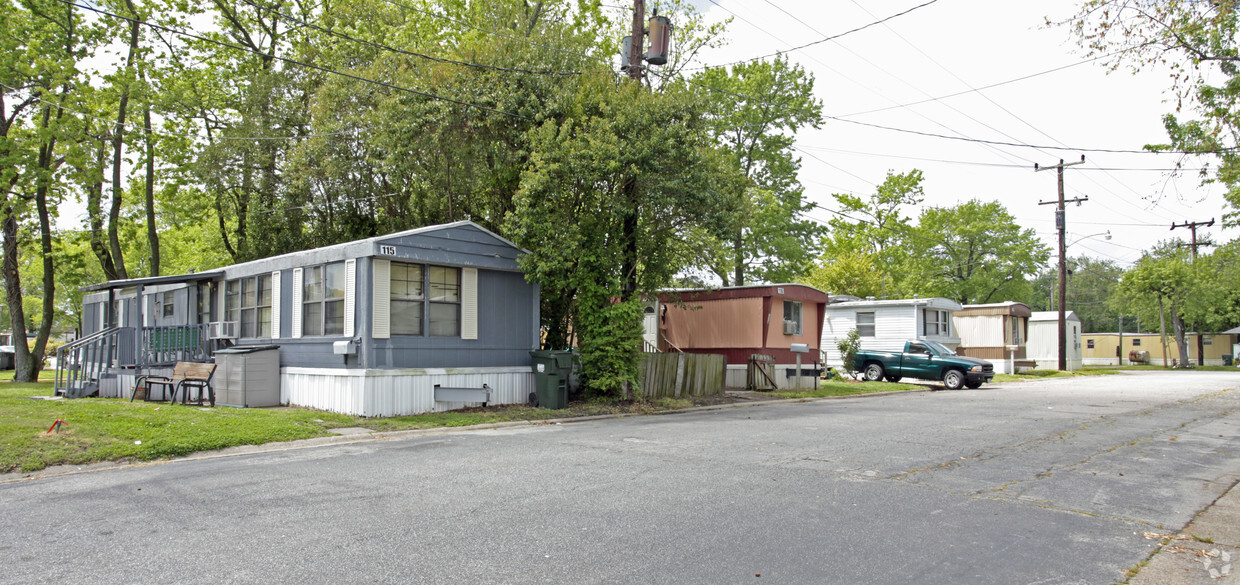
top-left (853, 340), bottom-right (995, 389)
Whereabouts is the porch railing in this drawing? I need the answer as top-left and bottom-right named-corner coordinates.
top-left (55, 327), bottom-right (133, 398)
top-left (54, 324), bottom-right (211, 398)
top-left (141, 324), bottom-right (209, 366)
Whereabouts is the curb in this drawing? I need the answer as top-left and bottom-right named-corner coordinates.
top-left (1128, 476), bottom-right (1240, 584)
top-left (1, 384), bottom-right (942, 485)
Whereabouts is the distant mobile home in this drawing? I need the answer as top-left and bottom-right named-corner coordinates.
top-left (1027, 311), bottom-right (1082, 371)
top-left (1082, 332), bottom-right (1237, 366)
top-left (647, 284), bottom-right (829, 390)
top-left (68, 221), bottom-right (540, 416)
top-left (820, 296), bottom-right (962, 368)
top-left (953, 301), bottom-right (1034, 374)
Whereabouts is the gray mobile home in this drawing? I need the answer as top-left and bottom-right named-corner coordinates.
top-left (65, 221), bottom-right (540, 416)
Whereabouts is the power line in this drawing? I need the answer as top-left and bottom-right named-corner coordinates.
top-left (55, 0), bottom-right (533, 122)
top-left (653, 65), bottom-right (1227, 156)
top-left (836, 54), bottom-right (1112, 118)
top-left (793, 143), bottom-right (1205, 171)
top-left (235, 0), bottom-right (581, 76)
top-left (689, 0), bottom-right (941, 71)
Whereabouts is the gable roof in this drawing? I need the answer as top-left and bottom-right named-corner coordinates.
top-left (958, 301), bottom-right (1032, 318)
top-left (823, 297), bottom-right (962, 311)
top-left (82, 221), bottom-right (524, 291)
top-left (1030, 310), bottom-right (1081, 323)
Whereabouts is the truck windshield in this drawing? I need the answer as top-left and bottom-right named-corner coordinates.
top-left (923, 340), bottom-right (956, 355)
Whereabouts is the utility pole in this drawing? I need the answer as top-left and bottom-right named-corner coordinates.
top-left (628, 0), bottom-right (645, 82)
top-left (1171, 218), bottom-right (1214, 366)
top-left (1118, 315), bottom-right (1124, 366)
top-left (1036, 155), bottom-right (1086, 371)
top-left (1171, 218), bottom-right (1215, 259)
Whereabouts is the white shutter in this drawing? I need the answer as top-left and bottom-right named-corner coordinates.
top-left (292, 268), bottom-right (303, 338)
top-left (372, 259), bottom-right (391, 339)
top-left (344, 259), bottom-right (356, 337)
top-left (461, 267), bottom-right (478, 340)
top-left (218, 281), bottom-right (226, 324)
top-left (270, 271), bottom-right (281, 339)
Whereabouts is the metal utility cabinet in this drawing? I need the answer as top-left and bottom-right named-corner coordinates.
top-left (213, 345), bottom-right (281, 408)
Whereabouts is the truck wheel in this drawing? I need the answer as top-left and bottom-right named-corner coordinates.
top-left (885, 376), bottom-right (902, 383)
top-left (863, 363), bottom-right (885, 382)
top-left (965, 381), bottom-right (982, 389)
top-left (942, 369), bottom-right (965, 390)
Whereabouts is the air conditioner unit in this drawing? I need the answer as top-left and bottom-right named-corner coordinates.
top-left (208, 321), bottom-right (238, 340)
top-left (783, 320), bottom-right (798, 335)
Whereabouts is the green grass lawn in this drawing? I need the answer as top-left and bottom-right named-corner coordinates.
top-left (0, 381), bottom-right (361, 473)
top-left (772, 379), bottom-right (924, 399)
top-left (0, 380), bottom-right (723, 474)
top-left (1084, 364), bottom-right (1240, 372)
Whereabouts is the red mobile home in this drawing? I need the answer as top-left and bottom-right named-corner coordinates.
top-left (647, 284), bottom-right (829, 389)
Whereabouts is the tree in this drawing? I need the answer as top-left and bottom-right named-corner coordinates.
top-left (694, 55), bottom-right (825, 285)
top-left (1111, 249), bottom-right (1195, 366)
top-left (908, 199), bottom-right (1050, 305)
top-left (507, 75), bottom-right (736, 397)
top-left (1060, 0), bottom-right (1240, 226)
top-left (1027, 256), bottom-right (1127, 333)
top-left (798, 249), bottom-right (892, 299)
top-left (814, 170), bottom-right (925, 297)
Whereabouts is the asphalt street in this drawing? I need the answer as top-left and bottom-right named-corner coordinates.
top-left (3, 371), bottom-right (1239, 584)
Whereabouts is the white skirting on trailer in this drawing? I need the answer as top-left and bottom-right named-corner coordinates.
top-left (724, 363), bottom-right (821, 390)
top-left (281, 366), bottom-right (535, 417)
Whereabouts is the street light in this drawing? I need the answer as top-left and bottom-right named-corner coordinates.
top-left (1049, 230), bottom-right (1111, 312)
top-left (1067, 230), bottom-right (1111, 248)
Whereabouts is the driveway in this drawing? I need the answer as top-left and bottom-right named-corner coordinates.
top-left (2, 371), bottom-right (1238, 584)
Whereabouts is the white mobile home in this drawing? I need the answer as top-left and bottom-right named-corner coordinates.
top-left (820, 297), bottom-right (962, 368)
top-left (63, 221), bottom-right (540, 417)
top-left (1027, 311), bottom-right (1082, 371)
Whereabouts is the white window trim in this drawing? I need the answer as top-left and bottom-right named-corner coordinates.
top-left (372, 259), bottom-right (391, 339)
top-left (344, 259), bottom-right (356, 337)
top-left (291, 268), bottom-right (303, 338)
top-left (270, 271), bottom-right (281, 339)
top-left (462, 267), bottom-right (478, 340)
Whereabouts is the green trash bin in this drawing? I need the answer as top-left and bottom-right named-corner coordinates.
top-left (1224, 354), bottom-right (1234, 366)
top-left (530, 350), bottom-right (571, 409)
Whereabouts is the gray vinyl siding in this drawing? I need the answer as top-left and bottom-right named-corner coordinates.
top-left (248, 265), bottom-right (535, 370)
top-left (82, 301), bottom-right (103, 336)
top-left (373, 225), bottom-right (522, 272)
top-left (144, 286), bottom-right (191, 328)
top-left (81, 221), bottom-right (538, 371)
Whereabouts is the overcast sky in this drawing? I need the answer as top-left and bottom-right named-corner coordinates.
top-left (670, 0), bottom-right (1239, 268)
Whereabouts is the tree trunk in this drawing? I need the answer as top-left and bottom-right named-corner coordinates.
top-left (620, 177), bottom-right (638, 302)
top-left (143, 93), bottom-right (159, 276)
top-left (732, 233), bottom-right (744, 287)
top-left (1, 208), bottom-right (35, 382)
top-left (32, 145), bottom-right (56, 380)
top-left (1170, 301), bottom-right (1191, 367)
top-left (1158, 295), bottom-right (1168, 368)
top-left (88, 134), bottom-right (120, 280)
top-left (108, 17), bottom-right (142, 281)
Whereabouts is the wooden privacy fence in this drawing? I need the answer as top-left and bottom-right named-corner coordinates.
top-left (638, 353), bottom-right (725, 399)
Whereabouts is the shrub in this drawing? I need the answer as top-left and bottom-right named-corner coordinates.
top-left (837, 328), bottom-right (861, 380)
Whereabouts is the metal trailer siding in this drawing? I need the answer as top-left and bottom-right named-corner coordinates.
top-left (356, 268), bottom-right (537, 369)
top-left (222, 226), bottom-right (535, 370)
top-left (281, 366), bottom-right (535, 417)
top-left (820, 300), bottom-right (962, 367)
